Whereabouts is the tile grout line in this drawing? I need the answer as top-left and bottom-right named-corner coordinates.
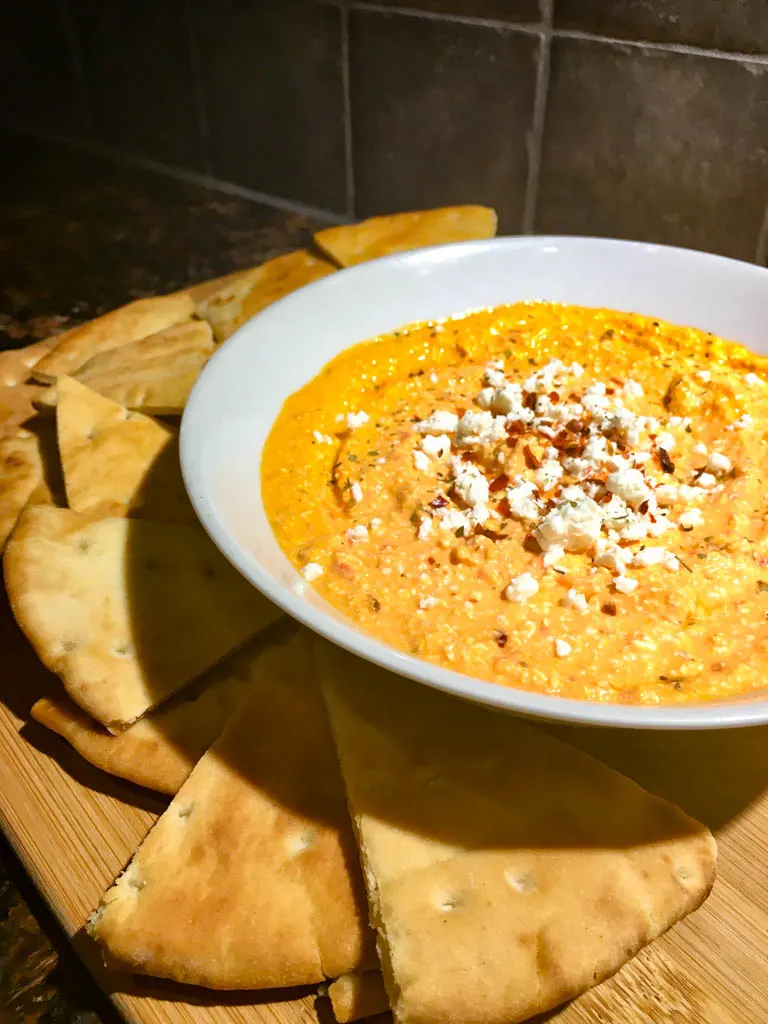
top-left (59, 0), bottom-right (94, 134)
top-left (0, 120), bottom-right (347, 225)
top-left (757, 206), bottom-right (768, 265)
top-left (347, 3), bottom-right (544, 36)
top-left (554, 27), bottom-right (768, 64)
top-left (340, 2), bottom-right (356, 219)
top-left (522, 1), bottom-right (553, 235)
top-left (184, 0), bottom-right (213, 177)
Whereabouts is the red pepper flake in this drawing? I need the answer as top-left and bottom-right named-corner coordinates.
top-left (489, 473), bottom-right (510, 493)
top-left (461, 451), bottom-right (475, 462)
top-left (427, 556), bottom-right (436, 566)
top-left (494, 630), bottom-right (508, 648)
top-left (601, 601), bottom-right (618, 616)
top-left (478, 527), bottom-right (508, 542)
top-left (430, 494), bottom-right (448, 510)
top-left (606, 387), bottom-right (615, 396)
top-left (548, 391), bottom-right (560, 403)
top-left (638, 499), bottom-right (650, 515)
top-left (506, 420), bottom-right (525, 435)
top-left (656, 448), bottom-right (675, 474)
top-left (565, 419), bottom-right (584, 434)
top-left (497, 497), bottom-right (512, 519)
top-left (456, 406), bottom-right (466, 417)
top-left (610, 377), bottom-right (623, 386)
top-left (523, 445), bottom-right (540, 469)
top-left (523, 392), bottom-right (537, 410)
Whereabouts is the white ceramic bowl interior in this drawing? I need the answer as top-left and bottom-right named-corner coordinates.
top-left (181, 236), bottom-right (768, 729)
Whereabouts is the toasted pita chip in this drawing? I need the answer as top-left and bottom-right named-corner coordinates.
top-left (314, 206), bottom-right (497, 268)
top-left (36, 320), bottom-right (215, 416)
top-left (327, 971), bottom-right (390, 1023)
top-left (0, 429), bottom-right (45, 549)
top-left (198, 250), bottom-right (336, 343)
top-left (88, 633), bottom-right (372, 988)
top-left (56, 377), bottom-right (192, 520)
top-left (181, 268), bottom-right (254, 306)
top-left (31, 629), bottom-right (290, 795)
top-left (4, 506), bottom-right (282, 729)
top-left (0, 336), bottom-right (59, 387)
top-left (317, 642), bottom-right (717, 1024)
top-left (32, 293), bottom-right (195, 381)
top-left (0, 382), bottom-right (50, 438)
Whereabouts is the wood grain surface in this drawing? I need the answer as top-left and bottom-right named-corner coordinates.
top-left (1, 347), bottom-right (767, 1024)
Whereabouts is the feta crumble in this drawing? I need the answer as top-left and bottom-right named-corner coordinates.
top-left (346, 411), bottom-right (369, 429)
top-left (614, 575), bottom-right (638, 594)
top-left (302, 563), bottom-right (323, 582)
top-left (554, 638), bottom-right (572, 658)
top-left (564, 588), bottom-right (588, 613)
top-left (346, 525), bottom-right (369, 542)
top-left (412, 449), bottom-right (431, 472)
top-left (350, 482), bottom-right (363, 504)
top-left (505, 573), bottom-right (539, 604)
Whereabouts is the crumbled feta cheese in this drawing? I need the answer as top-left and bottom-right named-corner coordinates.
top-left (523, 359), bottom-right (565, 394)
top-left (351, 482), bottom-right (363, 504)
top-left (654, 484), bottom-right (678, 506)
top-left (706, 451), bottom-right (731, 475)
top-left (619, 521), bottom-right (649, 542)
top-left (614, 575), bottom-right (638, 594)
top-left (561, 456), bottom-right (591, 480)
top-left (745, 372), bottom-right (762, 387)
top-left (564, 588), bottom-right (588, 613)
top-left (454, 410), bottom-right (507, 447)
top-left (696, 369), bottom-right (711, 383)
top-left (416, 410), bottom-right (459, 435)
top-left (467, 503), bottom-right (491, 526)
top-left (453, 460), bottom-right (490, 507)
top-left (535, 458), bottom-right (563, 491)
top-left (632, 547), bottom-right (678, 570)
top-left (727, 413), bottom-right (754, 431)
top-left (656, 432), bottom-right (676, 452)
top-left (302, 563), bottom-right (323, 582)
top-left (370, 518), bottom-right (382, 531)
top-left (420, 433), bottom-right (452, 458)
top-left (417, 517), bottom-right (432, 540)
top-left (595, 541), bottom-right (632, 573)
top-left (483, 364), bottom-right (506, 388)
top-left (623, 379), bottom-right (644, 399)
top-left (543, 544), bottom-right (565, 567)
top-left (346, 525), bottom-right (369, 542)
top-left (678, 484), bottom-right (705, 503)
top-left (679, 508), bottom-right (704, 530)
top-left (505, 573), bottom-right (539, 604)
top-left (475, 386), bottom-right (495, 409)
top-left (696, 472), bottom-right (717, 489)
top-left (632, 450), bottom-right (652, 465)
top-left (428, 371), bottom-right (438, 384)
top-left (506, 479), bottom-right (541, 522)
top-left (647, 516), bottom-right (673, 537)
top-left (412, 449), bottom-right (431, 472)
top-left (419, 596), bottom-right (437, 609)
top-left (346, 410), bottom-right (369, 429)
top-left (667, 416), bottom-right (691, 430)
top-left (605, 468), bottom-right (651, 508)
top-left (534, 493), bottom-right (602, 553)
top-left (554, 638), bottom-right (572, 657)
top-left (437, 508), bottom-right (470, 533)
top-left (693, 442), bottom-right (708, 455)
top-left (312, 430), bottom-right (325, 443)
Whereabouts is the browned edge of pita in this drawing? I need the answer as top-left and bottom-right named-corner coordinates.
top-left (314, 206), bottom-right (497, 268)
top-left (87, 631), bottom-right (374, 989)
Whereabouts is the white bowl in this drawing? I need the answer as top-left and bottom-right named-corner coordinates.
top-left (181, 236), bottom-right (768, 730)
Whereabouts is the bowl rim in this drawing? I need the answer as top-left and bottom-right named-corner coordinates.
top-left (181, 234), bottom-right (768, 730)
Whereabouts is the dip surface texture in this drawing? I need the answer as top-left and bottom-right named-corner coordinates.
top-left (262, 302), bottom-right (768, 704)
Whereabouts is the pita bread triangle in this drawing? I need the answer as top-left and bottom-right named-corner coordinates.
top-left (316, 641), bottom-right (717, 1024)
top-left (314, 206), bottom-right (497, 268)
top-left (3, 506), bottom-right (283, 729)
top-left (56, 376), bottom-right (193, 520)
top-left (88, 632), bottom-right (374, 989)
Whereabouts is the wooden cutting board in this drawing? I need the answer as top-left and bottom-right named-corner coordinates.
top-left (2, 581), bottom-right (767, 1024)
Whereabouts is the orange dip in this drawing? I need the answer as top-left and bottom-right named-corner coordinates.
top-left (262, 302), bottom-right (768, 704)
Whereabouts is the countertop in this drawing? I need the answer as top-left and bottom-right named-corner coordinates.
top-left (0, 127), bottom-right (326, 1023)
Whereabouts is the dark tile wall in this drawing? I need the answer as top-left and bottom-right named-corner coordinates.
top-left (1, 0), bottom-right (767, 259)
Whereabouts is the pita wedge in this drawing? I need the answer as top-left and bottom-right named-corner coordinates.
top-left (0, 428), bottom-right (46, 549)
top-left (0, 336), bottom-right (59, 388)
top-left (88, 633), bottom-right (373, 988)
top-left (327, 971), bottom-right (390, 1023)
top-left (314, 206), bottom-right (497, 268)
top-left (32, 293), bottom-right (195, 381)
top-left (317, 642), bottom-right (717, 1024)
top-left (36, 319), bottom-right (214, 415)
top-left (198, 249), bottom-right (336, 343)
top-left (56, 376), bottom-right (192, 520)
top-left (31, 630), bottom-right (289, 795)
top-left (4, 506), bottom-right (282, 729)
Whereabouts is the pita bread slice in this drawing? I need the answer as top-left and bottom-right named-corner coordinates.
top-left (198, 249), bottom-right (336, 343)
top-left (0, 428), bottom-right (45, 549)
top-left (30, 630), bottom-right (287, 795)
top-left (314, 206), bottom-right (497, 267)
top-left (317, 642), bottom-right (717, 1024)
top-left (32, 293), bottom-right (195, 381)
top-left (36, 319), bottom-right (215, 415)
top-left (0, 336), bottom-right (59, 387)
top-left (327, 971), bottom-right (390, 1023)
top-left (56, 377), bottom-right (192, 520)
top-left (88, 632), bottom-right (373, 988)
top-left (3, 506), bottom-right (282, 729)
